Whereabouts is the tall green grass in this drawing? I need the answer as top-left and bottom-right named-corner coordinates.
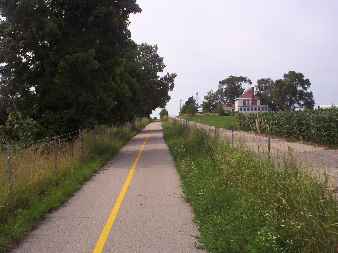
top-left (163, 121), bottom-right (338, 253)
top-left (0, 118), bottom-right (149, 252)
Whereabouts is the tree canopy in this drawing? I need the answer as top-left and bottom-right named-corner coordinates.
top-left (160, 108), bottom-right (169, 120)
top-left (202, 72), bottom-right (315, 114)
top-left (0, 0), bottom-right (176, 137)
top-left (218, 76), bottom-right (251, 105)
top-left (180, 96), bottom-right (198, 115)
top-left (202, 76), bottom-right (251, 113)
top-left (202, 89), bottom-right (223, 113)
top-left (256, 71), bottom-right (315, 111)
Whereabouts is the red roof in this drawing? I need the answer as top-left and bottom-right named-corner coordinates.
top-left (240, 87), bottom-right (256, 99)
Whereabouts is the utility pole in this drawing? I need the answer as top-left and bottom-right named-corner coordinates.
top-left (179, 99), bottom-right (183, 113)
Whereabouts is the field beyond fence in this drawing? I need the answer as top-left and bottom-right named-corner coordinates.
top-left (238, 108), bottom-right (338, 147)
top-left (181, 113), bottom-right (338, 190)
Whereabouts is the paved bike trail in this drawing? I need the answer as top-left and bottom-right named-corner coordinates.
top-left (13, 122), bottom-right (204, 253)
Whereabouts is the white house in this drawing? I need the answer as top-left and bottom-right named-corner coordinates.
top-left (235, 87), bottom-right (269, 113)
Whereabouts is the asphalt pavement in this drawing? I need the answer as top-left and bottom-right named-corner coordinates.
top-left (13, 122), bottom-right (204, 253)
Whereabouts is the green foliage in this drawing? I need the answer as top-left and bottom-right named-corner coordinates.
top-left (256, 71), bottom-right (315, 111)
top-left (131, 44), bottom-right (176, 117)
top-left (218, 76), bottom-right (251, 104)
top-left (0, 112), bottom-right (41, 144)
top-left (180, 96), bottom-right (198, 115)
top-left (160, 108), bottom-right (169, 120)
top-left (163, 122), bottom-right (338, 253)
top-left (237, 108), bottom-right (338, 146)
top-left (0, 1), bottom-right (175, 137)
top-left (256, 78), bottom-right (275, 110)
top-left (202, 90), bottom-right (223, 113)
top-left (202, 76), bottom-right (250, 114)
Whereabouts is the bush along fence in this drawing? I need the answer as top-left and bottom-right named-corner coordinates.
top-left (163, 121), bottom-right (338, 253)
top-left (237, 108), bottom-right (338, 147)
top-left (176, 118), bottom-right (338, 190)
top-left (0, 118), bottom-right (149, 252)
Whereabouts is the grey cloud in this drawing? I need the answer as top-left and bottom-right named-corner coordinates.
top-left (130, 0), bottom-right (338, 116)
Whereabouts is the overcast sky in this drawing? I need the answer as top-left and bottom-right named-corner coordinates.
top-left (130, 0), bottom-right (338, 116)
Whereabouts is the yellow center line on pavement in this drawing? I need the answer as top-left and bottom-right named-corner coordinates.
top-left (92, 137), bottom-right (149, 253)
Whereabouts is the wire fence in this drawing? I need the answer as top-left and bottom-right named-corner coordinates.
top-left (175, 118), bottom-right (338, 190)
top-left (0, 119), bottom-right (150, 218)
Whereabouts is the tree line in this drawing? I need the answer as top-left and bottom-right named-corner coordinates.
top-left (181, 71), bottom-right (315, 115)
top-left (0, 0), bottom-right (176, 143)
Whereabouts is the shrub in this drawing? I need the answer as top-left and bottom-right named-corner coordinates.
top-left (0, 112), bottom-right (41, 145)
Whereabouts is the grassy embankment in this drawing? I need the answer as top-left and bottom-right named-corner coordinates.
top-left (182, 114), bottom-right (239, 129)
top-left (0, 118), bottom-right (149, 253)
top-left (163, 121), bottom-right (338, 253)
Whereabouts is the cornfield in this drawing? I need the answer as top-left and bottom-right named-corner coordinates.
top-left (237, 108), bottom-right (338, 146)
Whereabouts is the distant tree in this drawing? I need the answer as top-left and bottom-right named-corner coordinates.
top-left (273, 71), bottom-right (315, 111)
top-left (202, 90), bottom-right (223, 113)
top-left (160, 108), bottom-right (169, 120)
top-left (218, 76), bottom-right (251, 105)
top-left (256, 78), bottom-right (276, 111)
top-left (181, 96), bottom-right (198, 115)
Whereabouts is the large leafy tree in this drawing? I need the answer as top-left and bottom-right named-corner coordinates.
top-left (256, 71), bottom-right (315, 111)
top-left (218, 76), bottom-right (251, 105)
top-left (133, 44), bottom-right (176, 117)
top-left (202, 89), bottom-right (223, 113)
top-left (256, 78), bottom-right (276, 111)
top-left (0, 0), bottom-right (142, 134)
top-left (0, 1), bottom-right (176, 137)
top-left (279, 71), bottom-right (314, 110)
top-left (180, 96), bottom-right (198, 115)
